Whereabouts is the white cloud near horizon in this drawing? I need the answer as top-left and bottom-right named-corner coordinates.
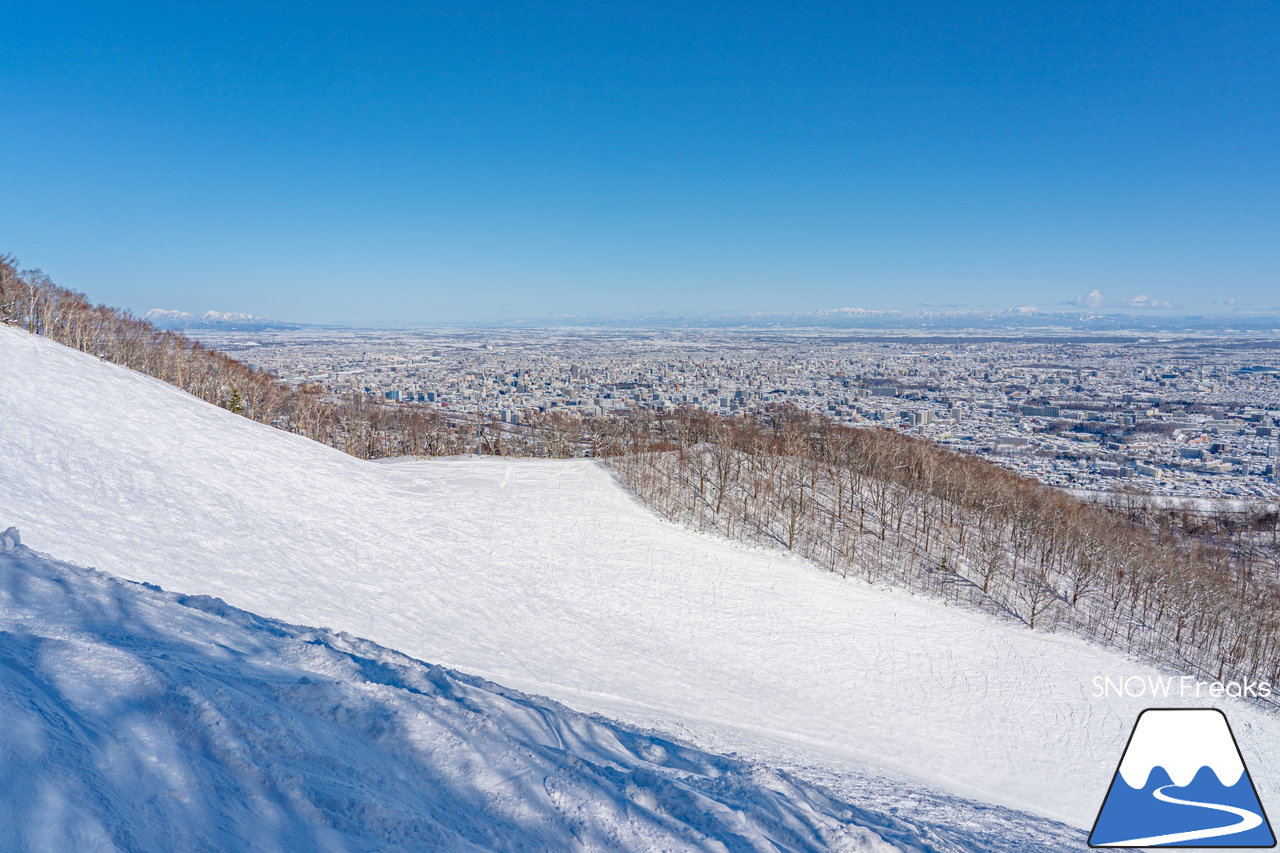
top-left (1072, 290), bottom-right (1179, 311)
top-left (1077, 289), bottom-right (1106, 309)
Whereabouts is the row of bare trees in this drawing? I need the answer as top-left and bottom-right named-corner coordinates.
top-left (0, 256), bottom-right (487, 457)
top-left (5, 255), bottom-right (1278, 690)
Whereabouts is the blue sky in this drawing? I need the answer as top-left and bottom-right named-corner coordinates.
top-left (2, 1), bottom-right (1277, 323)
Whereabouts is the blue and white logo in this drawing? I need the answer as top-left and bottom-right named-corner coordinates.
top-left (1090, 708), bottom-right (1275, 847)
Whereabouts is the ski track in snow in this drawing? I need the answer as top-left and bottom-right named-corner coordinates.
top-left (1, 323), bottom-right (1278, 833)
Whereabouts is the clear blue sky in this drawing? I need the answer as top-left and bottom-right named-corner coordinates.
top-left (3, 1), bottom-right (1277, 323)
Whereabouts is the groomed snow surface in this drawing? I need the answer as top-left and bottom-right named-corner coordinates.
top-left (1, 532), bottom-right (920, 852)
top-left (1, 323), bottom-right (1277, 849)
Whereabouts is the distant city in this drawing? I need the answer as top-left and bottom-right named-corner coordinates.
top-left (194, 325), bottom-right (1280, 501)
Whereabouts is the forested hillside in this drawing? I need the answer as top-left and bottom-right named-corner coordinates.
top-left (610, 409), bottom-right (1280, 690)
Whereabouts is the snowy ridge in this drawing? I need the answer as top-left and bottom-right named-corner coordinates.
top-left (1117, 709), bottom-right (1247, 789)
top-left (143, 308), bottom-right (299, 330)
top-left (0, 533), bottom-right (915, 852)
top-left (1, 322), bottom-right (1278, 830)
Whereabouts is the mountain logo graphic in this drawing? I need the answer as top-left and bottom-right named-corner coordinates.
top-left (1089, 708), bottom-right (1276, 848)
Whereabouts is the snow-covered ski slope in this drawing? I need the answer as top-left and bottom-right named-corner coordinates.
top-left (0, 530), bottom-right (922, 852)
top-left (2, 323), bottom-right (1277, 831)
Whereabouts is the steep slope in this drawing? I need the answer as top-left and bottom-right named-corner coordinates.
top-left (0, 530), bottom-right (915, 852)
top-left (1, 323), bottom-right (1277, 831)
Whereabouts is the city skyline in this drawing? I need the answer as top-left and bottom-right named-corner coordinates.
top-left (198, 323), bottom-right (1280, 500)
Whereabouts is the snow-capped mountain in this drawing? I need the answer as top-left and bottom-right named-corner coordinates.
top-left (143, 308), bottom-right (302, 330)
top-left (0, 322), bottom-right (1277, 843)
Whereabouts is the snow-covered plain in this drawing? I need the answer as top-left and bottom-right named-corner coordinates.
top-left (1, 323), bottom-right (1277, 836)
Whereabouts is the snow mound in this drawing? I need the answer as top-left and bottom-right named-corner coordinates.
top-left (0, 536), bottom-right (917, 852)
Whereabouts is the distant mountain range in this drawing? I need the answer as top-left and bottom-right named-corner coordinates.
top-left (142, 305), bottom-right (1280, 333)
top-left (143, 309), bottom-right (307, 331)
top-left (505, 307), bottom-right (1280, 333)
